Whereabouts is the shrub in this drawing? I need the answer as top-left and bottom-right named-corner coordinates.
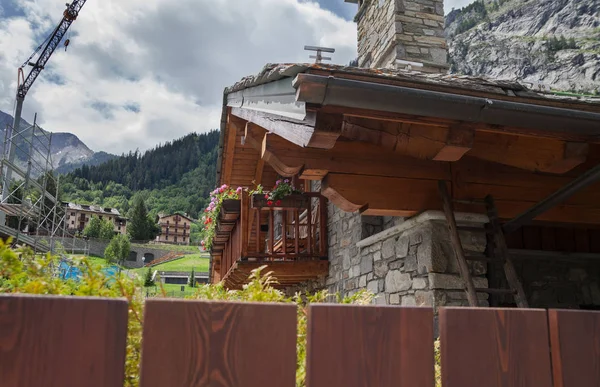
top-left (143, 267), bottom-right (155, 287)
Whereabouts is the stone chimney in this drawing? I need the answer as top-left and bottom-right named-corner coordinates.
top-left (346, 0), bottom-right (448, 73)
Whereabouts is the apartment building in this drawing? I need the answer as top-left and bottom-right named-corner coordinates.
top-left (65, 202), bottom-right (127, 235)
top-left (157, 213), bottom-right (193, 245)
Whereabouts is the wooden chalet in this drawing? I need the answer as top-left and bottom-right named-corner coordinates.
top-left (211, 62), bottom-right (600, 303)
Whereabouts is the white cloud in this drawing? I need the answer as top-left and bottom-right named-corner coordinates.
top-left (0, 0), bottom-right (357, 153)
top-left (445, 0), bottom-right (477, 14)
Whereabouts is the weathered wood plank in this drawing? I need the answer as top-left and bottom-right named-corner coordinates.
top-left (0, 295), bottom-right (128, 387)
top-left (140, 300), bottom-right (296, 387)
top-left (440, 307), bottom-right (552, 387)
top-left (548, 309), bottom-right (600, 387)
top-left (307, 304), bottom-right (434, 387)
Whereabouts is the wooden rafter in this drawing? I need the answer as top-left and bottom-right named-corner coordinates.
top-left (221, 114), bottom-right (241, 185)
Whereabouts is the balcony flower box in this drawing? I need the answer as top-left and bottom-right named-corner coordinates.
top-left (251, 193), bottom-right (309, 210)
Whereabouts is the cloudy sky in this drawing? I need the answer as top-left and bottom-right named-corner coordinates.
top-left (0, 0), bottom-right (474, 154)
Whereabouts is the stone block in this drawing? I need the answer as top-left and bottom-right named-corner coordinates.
top-left (350, 265), bottom-right (361, 278)
top-left (417, 238), bottom-right (449, 273)
top-left (375, 294), bottom-right (388, 305)
top-left (359, 275), bottom-right (367, 288)
top-left (389, 259), bottom-right (403, 270)
top-left (360, 256), bottom-right (374, 275)
top-left (345, 279), bottom-right (356, 290)
top-left (382, 238), bottom-right (396, 259)
top-left (405, 255), bottom-right (418, 272)
top-left (389, 293), bottom-right (401, 305)
top-left (429, 273), bottom-right (488, 290)
top-left (379, 279), bottom-right (386, 292)
top-left (413, 277), bottom-right (428, 290)
top-left (369, 242), bottom-right (382, 253)
top-left (401, 295), bottom-right (417, 306)
top-left (342, 251), bottom-right (351, 270)
top-left (367, 280), bottom-right (379, 294)
top-left (373, 250), bottom-right (382, 262)
top-left (415, 290), bottom-right (434, 306)
top-left (374, 261), bottom-right (389, 278)
top-left (396, 236), bottom-right (409, 258)
top-left (385, 270), bottom-right (412, 292)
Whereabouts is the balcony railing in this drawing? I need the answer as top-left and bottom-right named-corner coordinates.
top-left (211, 192), bottom-right (328, 288)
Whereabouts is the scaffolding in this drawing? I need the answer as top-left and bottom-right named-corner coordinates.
top-left (0, 113), bottom-right (85, 255)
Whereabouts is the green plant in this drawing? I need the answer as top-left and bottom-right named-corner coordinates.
top-left (143, 268), bottom-right (155, 287)
top-left (189, 267), bottom-right (195, 288)
top-left (105, 234), bottom-right (131, 265)
top-left (201, 185), bottom-right (241, 250)
top-left (263, 178), bottom-right (302, 206)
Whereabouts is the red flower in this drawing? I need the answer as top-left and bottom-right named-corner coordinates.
top-left (264, 194), bottom-right (269, 199)
top-left (267, 200), bottom-right (273, 206)
top-left (276, 200), bottom-right (282, 206)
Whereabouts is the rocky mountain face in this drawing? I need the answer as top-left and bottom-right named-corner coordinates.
top-left (446, 0), bottom-right (600, 94)
top-left (0, 109), bottom-right (115, 175)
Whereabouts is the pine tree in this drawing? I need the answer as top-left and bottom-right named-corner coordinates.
top-left (129, 196), bottom-right (151, 240)
top-left (144, 268), bottom-right (155, 287)
top-left (189, 267), bottom-right (195, 288)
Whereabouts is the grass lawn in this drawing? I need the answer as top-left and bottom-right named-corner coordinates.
top-left (153, 254), bottom-right (209, 272)
top-left (130, 243), bottom-right (202, 254)
top-left (143, 283), bottom-right (200, 298)
top-left (130, 254), bottom-right (209, 277)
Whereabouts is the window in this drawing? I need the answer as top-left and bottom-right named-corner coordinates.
top-left (174, 236), bottom-right (178, 243)
top-left (71, 221), bottom-right (75, 225)
top-left (165, 236), bottom-right (168, 241)
top-left (71, 212), bottom-right (75, 216)
top-left (183, 237), bottom-right (186, 243)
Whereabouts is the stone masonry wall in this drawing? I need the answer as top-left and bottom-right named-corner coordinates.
top-left (355, 0), bottom-right (447, 72)
top-left (356, 0), bottom-right (397, 68)
top-left (325, 205), bottom-right (489, 310)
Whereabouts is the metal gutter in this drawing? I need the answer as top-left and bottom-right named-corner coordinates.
top-left (227, 78), bottom-right (306, 121)
top-left (293, 74), bottom-right (600, 137)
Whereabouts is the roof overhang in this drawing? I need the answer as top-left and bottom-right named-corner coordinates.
top-left (292, 73), bottom-right (600, 139)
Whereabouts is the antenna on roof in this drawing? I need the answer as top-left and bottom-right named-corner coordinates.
top-left (304, 45), bottom-right (335, 64)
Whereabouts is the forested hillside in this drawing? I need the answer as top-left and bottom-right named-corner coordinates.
top-left (60, 130), bottom-right (220, 220)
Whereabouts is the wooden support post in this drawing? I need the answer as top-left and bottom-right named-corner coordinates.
top-left (485, 195), bottom-right (530, 308)
top-left (269, 208), bottom-right (274, 259)
top-left (438, 181), bottom-right (479, 307)
top-left (307, 201), bottom-right (313, 255)
top-left (282, 209), bottom-right (287, 256)
top-left (295, 209), bottom-right (300, 256)
top-left (240, 191), bottom-right (249, 258)
top-left (256, 208), bottom-right (261, 253)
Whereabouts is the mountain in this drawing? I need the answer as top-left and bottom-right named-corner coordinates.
top-left (446, 0), bottom-right (600, 95)
top-left (60, 131), bottom-right (220, 221)
top-left (0, 109), bottom-right (117, 174)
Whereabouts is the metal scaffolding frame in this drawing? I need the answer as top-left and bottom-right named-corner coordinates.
top-left (0, 114), bottom-right (85, 255)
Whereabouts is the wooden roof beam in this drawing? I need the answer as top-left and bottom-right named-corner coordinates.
top-left (433, 126), bottom-right (474, 162)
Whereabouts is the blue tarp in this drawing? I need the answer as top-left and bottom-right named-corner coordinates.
top-left (58, 260), bottom-right (120, 282)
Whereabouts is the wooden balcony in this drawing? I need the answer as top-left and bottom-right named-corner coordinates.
top-left (210, 192), bottom-right (329, 289)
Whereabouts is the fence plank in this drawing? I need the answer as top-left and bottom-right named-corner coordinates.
top-left (548, 309), bottom-right (600, 387)
top-left (0, 295), bottom-right (128, 387)
top-left (140, 300), bottom-right (296, 387)
top-left (440, 307), bottom-right (552, 387)
top-left (306, 305), bottom-right (434, 387)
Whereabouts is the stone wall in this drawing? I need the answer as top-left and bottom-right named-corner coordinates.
top-left (354, 0), bottom-right (448, 72)
top-left (324, 205), bottom-right (489, 310)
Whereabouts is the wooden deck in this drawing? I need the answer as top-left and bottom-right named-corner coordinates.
top-left (222, 260), bottom-right (329, 289)
top-left (211, 192), bottom-right (328, 289)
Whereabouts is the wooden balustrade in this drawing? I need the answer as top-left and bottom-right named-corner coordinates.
top-left (213, 192), bottom-right (329, 288)
top-left (2, 295), bottom-right (599, 387)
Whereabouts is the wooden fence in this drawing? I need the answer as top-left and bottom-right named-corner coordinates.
top-left (1, 295), bottom-right (599, 387)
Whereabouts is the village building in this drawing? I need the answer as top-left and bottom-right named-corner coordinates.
top-left (64, 202), bottom-right (128, 236)
top-left (208, 0), bottom-right (600, 311)
top-left (157, 213), bottom-right (193, 245)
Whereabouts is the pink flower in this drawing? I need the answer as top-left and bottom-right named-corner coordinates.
top-left (264, 194), bottom-right (269, 199)
top-left (236, 187), bottom-right (242, 194)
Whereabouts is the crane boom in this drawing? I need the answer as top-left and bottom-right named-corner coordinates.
top-left (1, 1), bottom-right (88, 225)
top-left (17, 0), bottom-right (88, 99)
